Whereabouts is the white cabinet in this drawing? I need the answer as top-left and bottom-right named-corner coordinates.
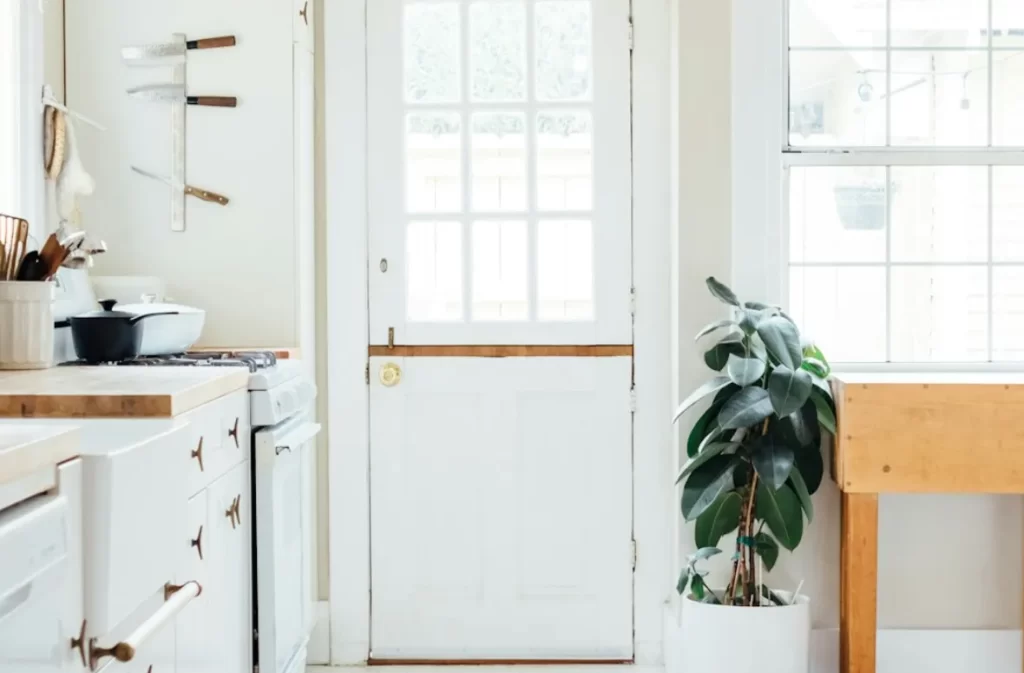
top-left (59, 460), bottom-right (86, 673)
top-left (175, 491), bottom-right (213, 673)
top-left (293, 0), bottom-right (315, 51)
top-left (205, 461), bottom-right (251, 673)
top-left (176, 432), bottom-right (252, 673)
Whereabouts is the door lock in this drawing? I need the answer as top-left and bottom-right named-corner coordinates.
top-left (379, 362), bottom-right (402, 387)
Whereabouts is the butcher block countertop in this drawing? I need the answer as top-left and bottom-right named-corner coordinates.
top-left (0, 367), bottom-right (249, 419)
top-left (832, 371), bottom-right (1024, 494)
top-left (0, 425), bottom-right (79, 486)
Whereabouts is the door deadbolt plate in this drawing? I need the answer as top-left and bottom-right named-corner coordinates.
top-left (379, 362), bottom-right (401, 387)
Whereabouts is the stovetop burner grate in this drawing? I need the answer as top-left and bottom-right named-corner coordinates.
top-left (63, 351), bottom-right (278, 373)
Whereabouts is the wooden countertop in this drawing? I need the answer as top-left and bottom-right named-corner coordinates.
top-left (832, 371), bottom-right (1024, 494)
top-left (834, 371), bottom-right (1024, 386)
top-left (0, 425), bottom-right (79, 486)
top-left (0, 367), bottom-right (249, 418)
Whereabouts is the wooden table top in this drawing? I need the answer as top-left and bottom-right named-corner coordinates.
top-left (0, 367), bottom-right (249, 418)
top-left (833, 371), bottom-right (1024, 494)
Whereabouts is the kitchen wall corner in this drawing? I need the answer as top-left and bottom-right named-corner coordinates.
top-left (314, 0), bottom-right (330, 604)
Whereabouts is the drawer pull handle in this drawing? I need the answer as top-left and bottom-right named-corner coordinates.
top-left (275, 445), bottom-right (291, 456)
top-left (70, 619), bottom-right (87, 667)
top-left (191, 437), bottom-right (204, 472)
top-left (300, 0), bottom-right (309, 25)
top-left (191, 525), bottom-right (204, 560)
top-left (228, 417), bottom-right (240, 448)
top-left (225, 495), bottom-right (240, 528)
top-left (89, 582), bottom-right (201, 670)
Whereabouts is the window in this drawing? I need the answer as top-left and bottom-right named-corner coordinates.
top-left (784, 0), bottom-right (1024, 364)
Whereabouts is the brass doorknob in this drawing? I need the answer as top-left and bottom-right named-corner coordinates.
top-left (379, 362), bottom-right (401, 387)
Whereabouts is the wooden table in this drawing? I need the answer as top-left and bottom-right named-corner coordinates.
top-left (833, 372), bottom-right (1024, 673)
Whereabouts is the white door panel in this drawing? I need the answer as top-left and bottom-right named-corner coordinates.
top-left (368, 0), bottom-right (632, 346)
top-left (370, 356), bottom-right (633, 659)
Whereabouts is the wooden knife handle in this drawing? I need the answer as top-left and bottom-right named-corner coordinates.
top-left (186, 96), bottom-right (237, 108)
top-left (187, 36), bottom-right (236, 49)
top-left (184, 185), bottom-right (230, 206)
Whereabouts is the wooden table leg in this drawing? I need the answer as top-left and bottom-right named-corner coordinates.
top-left (840, 492), bottom-right (878, 673)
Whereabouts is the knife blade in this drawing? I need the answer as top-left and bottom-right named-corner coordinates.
top-left (131, 166), bottom-right (230, 206)
top-left (126, 84), bottom-right (237, 108)
top-left (122, 35), bottom-right (236, 63)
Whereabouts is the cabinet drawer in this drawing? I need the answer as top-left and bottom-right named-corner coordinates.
top-left (294, 0), bottom-right (314, 50)
top-left (184, 391), bottom-right (249, 497)
top-left (82, 424), bottom-right (189, 637)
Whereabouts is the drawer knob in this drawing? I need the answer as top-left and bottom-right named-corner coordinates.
top-left (228, 417), bottom-right (240, 448)
top-left (190, 437), bottom-right (204, 472)
top-left (191, 525), bottom-right (204, 560)
top-left (70, 619), bottom-right (87, 667)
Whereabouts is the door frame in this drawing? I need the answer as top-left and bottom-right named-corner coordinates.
top-left (324, 0), bottom-right (672, 665)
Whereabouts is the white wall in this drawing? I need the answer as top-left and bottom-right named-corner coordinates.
top-left (676, 0), bottom-right (1023, 632)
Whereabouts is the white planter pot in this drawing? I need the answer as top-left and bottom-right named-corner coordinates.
top-left (678, 591), bottom-right (809, 673)
top-left (0, 281), bottom-right (55, 370)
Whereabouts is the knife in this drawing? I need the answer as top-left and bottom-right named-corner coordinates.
top-left (131, 166), bottom-right (230, 206)
top-left (126, 84), bottom-right (237, 108)
top-left (122, 35), bottom-right (236, 63)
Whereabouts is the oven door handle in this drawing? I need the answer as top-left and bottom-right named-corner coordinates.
top-left (273, 422), bottom-right (321, 458)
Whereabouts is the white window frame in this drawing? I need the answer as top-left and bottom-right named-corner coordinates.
top-left (325, 0), bottom-right (672, 665)
top-left (733, 0), bottom-right (1024, 371)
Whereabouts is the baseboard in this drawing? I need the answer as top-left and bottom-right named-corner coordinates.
top-left (332, 639), bottom-right (372, 666)
top-left (308, 601), bottom-right (331, 665)
top-left (665, 605), bottom-right (1022, 673)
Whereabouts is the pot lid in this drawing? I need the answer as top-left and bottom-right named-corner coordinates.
top-left (119, 302), bottom-right (204, 315)
top-left (75, 299), bottom-right (134, 319)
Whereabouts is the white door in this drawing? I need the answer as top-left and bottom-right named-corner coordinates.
top-left (367, 0), bottom-right (635, 661)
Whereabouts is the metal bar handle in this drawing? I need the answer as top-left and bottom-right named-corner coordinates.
top-left (273, 422), bottom-right (321, 458)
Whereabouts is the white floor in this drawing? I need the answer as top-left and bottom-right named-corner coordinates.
top-left (308, 667), bottom-right (660, 673)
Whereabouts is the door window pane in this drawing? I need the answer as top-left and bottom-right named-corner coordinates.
top-left (472, 113), bottom-right (527, 211)
top-left (538, 220), bottom-right (593, 320)
top-left (890, 266), bottom-right (988, 362)
top-left (407, 113), bottom-right (462, 213)
top-left (407, 221), bottom-right (463, 321)
top-left (789, 167), bottom-right (887, 263)
top-left (535, 1), bottom-right (592, 101)
top-left (890, 166), bottom-right (987, 262)
top-left (472, 220), bottom-right (528, 320)
top-left (405, 3), bottom-right (461, 103)
top-left (470, 1), bottom-right (526, 102)
top-left (537, 112), bottom-right (592, 210)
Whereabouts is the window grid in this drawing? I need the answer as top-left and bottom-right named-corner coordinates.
top-left (402, 0), bottom-right (597, 324)
top-left (783, 0), bottom-right (1024, 364)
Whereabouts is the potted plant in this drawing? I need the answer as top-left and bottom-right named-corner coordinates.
top-left (671, 277), bottom-right (836, 673)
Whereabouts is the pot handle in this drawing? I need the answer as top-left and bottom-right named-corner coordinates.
top-left (128, 311), bottom-right (180, 325)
